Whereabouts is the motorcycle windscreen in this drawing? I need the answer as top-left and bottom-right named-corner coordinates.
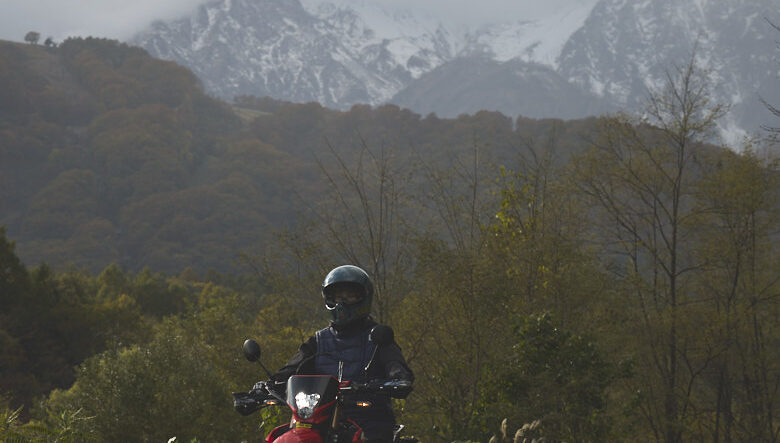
top-left (286, 375), bottom-right (340, 421)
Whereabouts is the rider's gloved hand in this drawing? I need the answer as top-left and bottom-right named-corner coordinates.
top-left (251, 381), bottom-right (269, 395)
top-left (266, 380), bottom-right (287, 397)
top-left (383, 379), bottom-right (413, 399)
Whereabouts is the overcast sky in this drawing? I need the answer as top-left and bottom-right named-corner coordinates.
top-left (0, 0), bottom-right (206, 42)
top-left (0, 0), bottom-right (585, 43)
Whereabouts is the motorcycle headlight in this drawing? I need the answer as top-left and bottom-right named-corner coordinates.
top-left (294, 392), bottom-right (320, 419)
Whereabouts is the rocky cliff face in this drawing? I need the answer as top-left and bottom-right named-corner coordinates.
top-left (557, 0), bottom-right (779, 138)
top-left (132, 0), bottom-right (779, 137)
top-left (133, 0), bottom-right (457, 107)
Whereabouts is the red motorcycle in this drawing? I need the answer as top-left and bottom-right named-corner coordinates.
top-left (233, 327), bottom-right (416, 443)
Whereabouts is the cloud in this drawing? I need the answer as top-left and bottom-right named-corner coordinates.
top-left (374, 0), bottom-right (584, 24)
top-left (0, 0), bottom-right (588, 43)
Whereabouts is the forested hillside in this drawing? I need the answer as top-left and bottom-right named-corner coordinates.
top-left (1, 38), bottom-right (778, 442)
top-left (0, 37), bottom-right (306, 272)
top-left (0, 38), bottom-right (595, 274)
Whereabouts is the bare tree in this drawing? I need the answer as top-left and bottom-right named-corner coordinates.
top-left (310, 137), bottom-right (417, 324)
top-left (694, 147), bottom-right (780, 442)
top-left (573, 53), bottom-right (726, 443)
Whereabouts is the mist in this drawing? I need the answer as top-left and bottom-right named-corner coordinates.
top-left (0, 0), bottom-right (205, 42)
top-left (376, 0), bottom-right (594, 24)
top-left (0, 0), bottom-right (591, 43)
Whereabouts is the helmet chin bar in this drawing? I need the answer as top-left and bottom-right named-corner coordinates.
top-left (326, 301), bottom-right (370, 326)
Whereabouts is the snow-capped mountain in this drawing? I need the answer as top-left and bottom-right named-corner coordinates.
top-left (133, 0), bottom-right (459, 107)
top-left (558, 0), bottom-right (780, 139)
top-left (131, 0), bottom-right (779, 138)
top-left (458, 1), bottom-right (598, 66)
top-left (132, 0), bottom-right (599, 107)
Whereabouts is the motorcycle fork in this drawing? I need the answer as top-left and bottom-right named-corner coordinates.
top-left (331, 401), bottom-right (341, 431)
top-left (332, 361), bottom-right (344, 432)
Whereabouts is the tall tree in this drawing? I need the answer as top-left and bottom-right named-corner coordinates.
top-left (0, 227), bottom-right (33, 410)
top-left (692, 147), bottom-right (779, 441)
top-left (394, 143), bottom-right (510, 442)
top-left (573, 54), bottom-right (726, 442)
top-left (306, 138), bottom-right (417, 324)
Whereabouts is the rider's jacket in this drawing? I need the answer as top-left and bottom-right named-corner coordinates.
top-left (270, 317), bottom-right (414, 386)
top-left (314, 325), bottom-right (374, 381)
top-left (315, 322), bottom-right (393, 431)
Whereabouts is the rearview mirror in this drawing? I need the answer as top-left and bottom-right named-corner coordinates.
top-left (243, 339), bottom-right (262, 362)
top-left (369, 325), bottom-right (394, 346)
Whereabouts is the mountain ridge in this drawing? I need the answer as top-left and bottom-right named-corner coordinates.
top-left (131, 0), bottom-right (779, 140)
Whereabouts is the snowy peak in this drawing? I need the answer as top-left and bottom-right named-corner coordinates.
top-left (131, 0), bottom-right (778, 138)
top-left (132, 0), bottom-right (595, 106)
top-left (137, 0), bottom-right (407, 106)
top-left (462, 1), bottom-right (598, 66)
top-left (301, 0), bottom-right (460, 79)
top-left (558, 0), bottom-right (779, 139)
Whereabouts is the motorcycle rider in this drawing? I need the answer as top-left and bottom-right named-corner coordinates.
top-left (266, 265), bottom-right (414, 443)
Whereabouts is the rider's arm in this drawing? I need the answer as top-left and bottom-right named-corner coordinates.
top-left (378, 341), bottom-right (414, 380)
top-left (376, 340), bottom-right (414, 398)
top-left (269, 335), bottom-right (317, 386)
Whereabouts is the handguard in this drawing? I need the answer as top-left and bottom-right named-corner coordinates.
top-left (233, 380), bottom-right (287, 415)
top-left (233, 391), bottom-right (263, 416)
top-left (350, 379), bottom-right (413, 398)
top-left (383, 379), bottom-right (413, 399)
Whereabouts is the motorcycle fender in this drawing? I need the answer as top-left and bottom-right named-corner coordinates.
top-left (266, 424), bottom-right (291, 443)
top-left (271, 427), bottom-right (323, 443)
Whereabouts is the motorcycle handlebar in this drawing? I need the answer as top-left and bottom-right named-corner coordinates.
top-left (235, 377), bottom-right (412, 415)
top-left (233, 381), bottom-right (287, 416)
top-left (346, 379), bottom-right (413, 397)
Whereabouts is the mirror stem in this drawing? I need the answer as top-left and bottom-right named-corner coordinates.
top-left (257, 361), bottom-right (273, 379)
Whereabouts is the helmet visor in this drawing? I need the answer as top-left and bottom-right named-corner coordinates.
top-left (324, 283), bottom-right (365, 307)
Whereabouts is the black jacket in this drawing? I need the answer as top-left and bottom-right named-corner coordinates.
top-left (269, 317), bottom-right (414, 388)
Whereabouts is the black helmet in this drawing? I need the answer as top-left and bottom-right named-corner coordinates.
top-left (322, 265), bottom-right (373, 327)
